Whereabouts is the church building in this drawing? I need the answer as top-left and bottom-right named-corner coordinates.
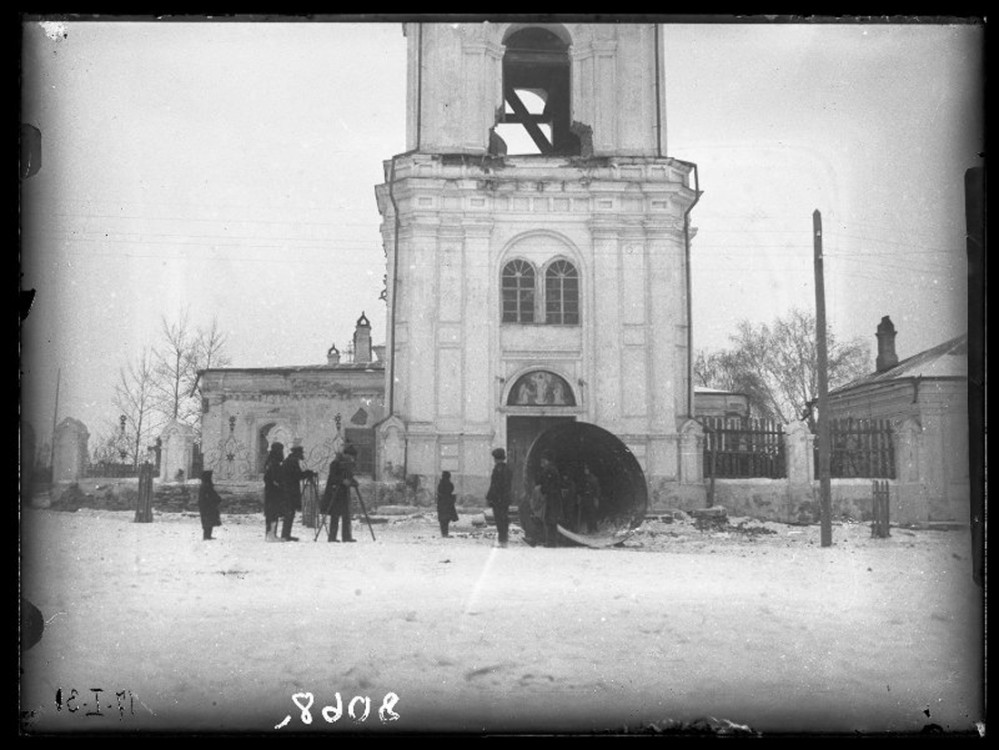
top-left (199, 313), bottom-right (385, 481)
top-left (373, 22), bottom-right (703, 502)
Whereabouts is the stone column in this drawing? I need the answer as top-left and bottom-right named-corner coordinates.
top-left (159, 421), bottom-right (194, 482)
top-left (784, 420), bottom-right (815, 485)
top-left (53, 418), bottom-right (89, 483)
top-left (784, 420), bottom-right (816, 523)
top-left (677, 418), bottom-right (704, 484)
top-left (377, 416), bottom-right (406, 481)
top-left (892, 416), bottom-right (929, 525)
top-left (406, 223), bottom-right (439, 424)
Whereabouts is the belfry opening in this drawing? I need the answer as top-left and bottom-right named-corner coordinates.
top-left (496, 26), bottom-right (579, 156)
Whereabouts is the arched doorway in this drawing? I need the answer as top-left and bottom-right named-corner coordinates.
top-left (257, 422), bottom-right (292, 474)
top-left (518, 422), bottom-right (648, 547)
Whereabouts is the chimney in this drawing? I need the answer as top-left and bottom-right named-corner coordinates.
top-left (875, 316), bottom-right (899, 372)
top-left (353, 311), bottom-right (372, 364)
top-left (326, 343), bottom-right (340, 366)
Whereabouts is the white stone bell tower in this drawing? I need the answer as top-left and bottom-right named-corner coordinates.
top-left (375, 22), bottom-right (701, 502)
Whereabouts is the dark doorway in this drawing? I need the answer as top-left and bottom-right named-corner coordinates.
top-left (507, 415), bottom-right (575, 505)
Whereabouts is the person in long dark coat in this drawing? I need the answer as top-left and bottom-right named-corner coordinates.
top-left (280, 444), bottom-right (313, 542)
top-left (560, 468), bottom-right (579, 533)
top-left (578, 463), bottom-right (601, 533)
top-left (436, 471), bottom-right (457, 538)
top-left (263, 442), bottom-right (286, 542)
top-left (322, 444), bottom-right (357, 542)
top-left (486, 448), bottom-right (512, 547)
top-left (537, 450), bottom-right (562, 548)
top-left (198, 470), bottom-right (222, 541)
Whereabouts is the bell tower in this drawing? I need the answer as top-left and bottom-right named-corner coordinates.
top-left (376, 22), bottom-right (701, 502)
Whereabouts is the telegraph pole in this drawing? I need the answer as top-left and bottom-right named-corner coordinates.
top-left (813, 210), bottom-right (832, 547)
top-left (50, 368), bottom-right (61, 471)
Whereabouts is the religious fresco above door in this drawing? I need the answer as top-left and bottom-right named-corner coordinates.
top-left (507, 370), bottom-right (576, 406)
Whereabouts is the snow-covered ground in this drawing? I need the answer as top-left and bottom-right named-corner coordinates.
top-left (19, 507), bottom-right (983, 736)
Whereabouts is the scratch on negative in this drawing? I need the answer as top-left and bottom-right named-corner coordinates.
top-left (131, 692), bottom-right (156, 715)
top-left (464, 663), bottom-right (509, 681)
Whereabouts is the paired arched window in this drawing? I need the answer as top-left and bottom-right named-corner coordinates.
top-left (502, 258), bottom-right (579, 325)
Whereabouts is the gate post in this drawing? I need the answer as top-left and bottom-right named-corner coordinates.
top-left (678, 419), bottom-right (704, 485)
top-left (784, 421), bottom-right (815, 485)
top-left (784, 421), bottom-right (815, 523)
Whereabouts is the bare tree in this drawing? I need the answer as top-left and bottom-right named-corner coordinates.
top-left (152, 313), bottom-right (230, 433)
top-left (153, 311), bottom-right (196, 424)
top-left (189, 317), bottom-right (231, 394)
top-left (697, 308), bottom-right (870, 424)
top-left (113, 347), bottom-right (161, 468)
top-left (186, 317), bottom-right (231, 443)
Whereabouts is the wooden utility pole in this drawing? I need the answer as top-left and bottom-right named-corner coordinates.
top-left (813, 210), bottom-right (832, 547)
top-left (49, 368), bottom-right (61, 471)
top-left (135, 461), bottom-right (154, 523)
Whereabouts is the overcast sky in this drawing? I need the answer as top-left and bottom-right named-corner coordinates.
top-left (20, 18), bottom-right (984, 446)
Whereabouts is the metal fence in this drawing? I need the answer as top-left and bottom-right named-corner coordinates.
top-left (702, 416), bottom-right (786, 479)
top-left (822, 417), bottom-right (895, 479)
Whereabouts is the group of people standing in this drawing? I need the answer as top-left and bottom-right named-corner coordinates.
top-left (262, 441), bottom-right (359, 543)
top-left (200, 439), bottom-right (600, 549)
top-left (435, 447), bottom-right (515, 546)
top-left (527, 451), bottom-right (601, 547)
top-left (435, 446), bottom-right (600, 549)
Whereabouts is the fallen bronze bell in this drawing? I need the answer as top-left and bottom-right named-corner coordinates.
top-left (517, 421), bottom-right (648, 549)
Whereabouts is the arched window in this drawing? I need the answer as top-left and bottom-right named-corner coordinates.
top-left (495, 27), bottom-right (579, 156)
top-left (545, 259), bottom-right (579, 325)
top-left (502, 259), bottom-right (536, 323)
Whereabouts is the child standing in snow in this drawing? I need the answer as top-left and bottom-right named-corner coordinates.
top-left (198, 470), bottom-right (223, 541)
top-left (436, 471), bottom-right (457, 537)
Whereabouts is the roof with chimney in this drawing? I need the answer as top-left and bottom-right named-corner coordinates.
top-left (830, 333), bottom-right (968, 395)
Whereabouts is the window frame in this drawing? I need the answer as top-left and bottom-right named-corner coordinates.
top-left (500, 255), bottom-right (581, 327)
top-left (543, 257), bottom-right (580, 325)
top-left (501, 258), bottom-right (537, 324)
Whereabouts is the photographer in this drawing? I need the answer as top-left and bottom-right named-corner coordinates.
top-left (280, 441), bottom-right (315, 542)
top-left (322, 444), bottom-right (358, 542)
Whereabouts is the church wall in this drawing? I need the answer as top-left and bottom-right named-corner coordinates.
top-left (199, 368), bottom-right (384, 480)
